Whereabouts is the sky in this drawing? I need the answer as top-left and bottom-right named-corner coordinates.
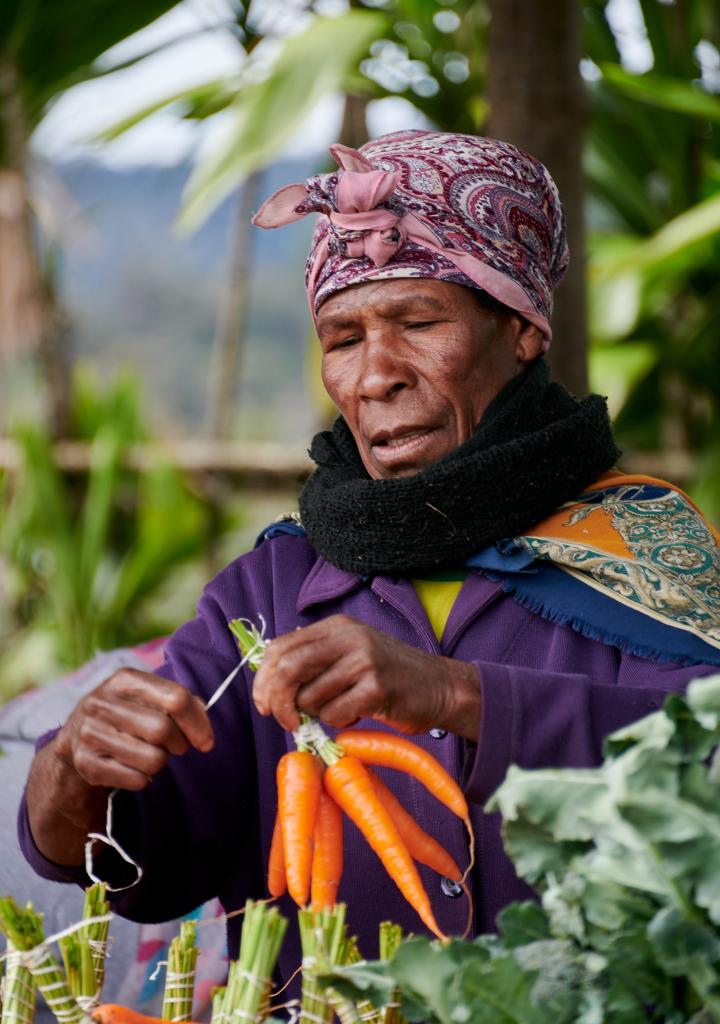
top-left (31, 0), bottom-right (678, 170)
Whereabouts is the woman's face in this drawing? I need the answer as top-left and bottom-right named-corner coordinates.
top-left (316, 278), bottom-right (543, 480)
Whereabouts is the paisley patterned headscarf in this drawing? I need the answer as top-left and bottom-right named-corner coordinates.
top-left (252, 129), bottom-right (569, 345)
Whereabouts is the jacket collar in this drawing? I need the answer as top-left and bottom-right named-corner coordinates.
top-left (297, 556), bottom-right (365, 612)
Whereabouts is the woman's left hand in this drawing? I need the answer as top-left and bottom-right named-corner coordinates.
top-left (252, 614), bottom-right (482, 740)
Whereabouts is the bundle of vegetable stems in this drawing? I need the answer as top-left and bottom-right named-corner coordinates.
top-left (59, 883), bottom-right (110, 1009)
top-left (333, 933), bottom-right (379, 1024)
top-left (161, 921), bottom-right (197, 1023)
top-left (210, 900), bottom-right (286, 1024)
top-left (1, 939), bottom-right (36, 1024)
top-left (0, 897), bottom-right (91, 1024)
top-left (298, 909), bottom-right (407, 1024)
top-left (298, 904), bottom-right (364, 1024)
top-left (377, 924), bottom-right (405, 1024)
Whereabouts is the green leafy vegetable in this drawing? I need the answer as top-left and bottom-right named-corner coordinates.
top-left (322, 674), bottom-right (720, 1023)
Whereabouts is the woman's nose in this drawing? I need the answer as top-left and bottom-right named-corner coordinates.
top-left (358, 335), bottom-right (416, 401)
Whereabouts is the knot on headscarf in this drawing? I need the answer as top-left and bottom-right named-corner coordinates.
top-left (328, 168), bottom-right (405, 267)
top-left (252, 131), bottom-right (570, 346)
top-left (252, 160), bottom-right (408, 269)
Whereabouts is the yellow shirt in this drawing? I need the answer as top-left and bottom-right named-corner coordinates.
top-left (411, 574), bottom-right (466, 642)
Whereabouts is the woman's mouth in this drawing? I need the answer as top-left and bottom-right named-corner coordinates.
top-left (370, 427), bottom-right (440, 468)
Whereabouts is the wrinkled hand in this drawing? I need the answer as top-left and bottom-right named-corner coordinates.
top-left (252, 615), bottom-right (481, 740)
top-left (53, 669), bottom-right (215, 792)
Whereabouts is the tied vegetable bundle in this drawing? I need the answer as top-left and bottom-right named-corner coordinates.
top-left (0, 896), bottom-right (99, 1024)
top-left (229, 619), bottom-right (473, 939)
top-left (94, 900), bottom-right (286, 1024)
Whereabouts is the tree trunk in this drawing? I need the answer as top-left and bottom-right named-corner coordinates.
top-left (338, 93), bottom-right (369, 151)
top-left (205, 170), bottom-right (263, 439)
top-left (486, 0), bottom-right (588, 396)
top-left (0, 55), bottom-right (71, 436)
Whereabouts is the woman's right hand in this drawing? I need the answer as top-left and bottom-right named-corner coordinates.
top-left (53, 668), bottom-right (215, 791)
top-left (26, 670), bottom-right (214, 867)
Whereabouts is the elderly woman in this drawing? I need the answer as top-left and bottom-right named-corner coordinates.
top-left (20, 132), bottom-right (720, 979)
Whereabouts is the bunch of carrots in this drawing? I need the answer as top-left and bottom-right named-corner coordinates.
top-left (229, 620), bottom-right (473, 940)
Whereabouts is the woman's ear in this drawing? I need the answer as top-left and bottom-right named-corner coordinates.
top-left (513, 319), bottom-right (545, 365)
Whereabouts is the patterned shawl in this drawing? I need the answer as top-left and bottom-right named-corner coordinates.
top-left (468, 472), bottom-right (720, 665)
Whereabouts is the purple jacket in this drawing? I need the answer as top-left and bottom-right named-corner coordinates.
top-left (19, 533), bottom-right (716, 981)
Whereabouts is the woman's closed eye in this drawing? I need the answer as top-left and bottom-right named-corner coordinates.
top-left (405, 320), bottom-right (441, 330)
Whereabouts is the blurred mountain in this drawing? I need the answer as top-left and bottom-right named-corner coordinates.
top-left (50, 157), bottom-right (321, 440)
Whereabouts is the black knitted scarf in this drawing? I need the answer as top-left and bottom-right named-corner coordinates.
top-left (299, 358), bottom-right (620, 575)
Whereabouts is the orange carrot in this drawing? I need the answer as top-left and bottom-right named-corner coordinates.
top-left (323, 753), bottom-right (445, 939)
top-left (93, 1007), bottom-right (203, 1024)
top-left (267, 811), bottom-right (287, 898)
top-left (310, 789), bottom-right (344, 910)
top-left (336, 729), bottom-right (474, 878)
top-left (336, 730), bottom-right (468, 820)
top-left (277, 750), bottom-right (322, 906)
top-left (368, 769), bottom-right (462, 882)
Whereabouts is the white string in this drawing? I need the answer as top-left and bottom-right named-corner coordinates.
top-left (3, 950), bottom-right (36, 1015)
top-left (0, 915), bottom-right (114, 966)
top-left (165, 973), bottom-right (196, 988)
top-left (85, 789), bottom-right (144, 893)
top-left (295, 717), bottom-right (330, 751)
top-left (239, 968), bottom-right (266, 992)
top-left (206, 616), bottom-right (269, 710)
top-left (298, 1010), bottom-right (331, 1024)
top-left (204, 662), bottom-right (243, 712)
top-left (270, 999), bottom-right (300, 1024)
top-left (75, 994), bottom-right (101, 1013)
top-left (23, 950), bottom-right (92, 1023)
top-left (148, 959), bottom-right (168, 983)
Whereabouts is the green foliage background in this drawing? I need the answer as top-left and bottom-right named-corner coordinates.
top-left (2, 0), bottom-right (720, 699)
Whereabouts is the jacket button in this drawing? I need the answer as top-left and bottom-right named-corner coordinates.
top-left (440, 876), bottom-right (463, 898)
top-left (429, 728), bottom-right (447, 739)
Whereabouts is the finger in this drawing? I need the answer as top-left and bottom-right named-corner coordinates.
top-left (106, 671), bottom-right (214, 752)
top-left (73, 749), bottom-right (153, 792)
top-left (313, 688), bottom-right (366, 730)
top-left (84, 692), bottom-right (191, 757)
top-left (253, 632), bottom-right (346, 719)
top-left (255, 614), bottom-right (363, 681)
top-left (294, 653), bottom-right (360, 719)
top-left (266, 681), bottom-right (303, 734)
top-left (76, 717), bottom-right (171, 779)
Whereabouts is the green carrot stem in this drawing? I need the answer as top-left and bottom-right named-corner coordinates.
top-left (162, 921), bottom-right (198, 1023)
top-left (1, 940), bottom-right (37, 1024)
top-left (210, 986), bottom-right (226, 1024)
top-left (299, 905), bottom-right (357, 1024)
top-left (83, 884), bottom-right (110, 995)
top-left (378, 923), bottom-right (405, 1024)
top-left (228, 620), bottom-right (267, 672)
top-left (58, 884), bottom-right (110, 1006)
top-left (335, 936), bottom-right (377, 1024)
top-left (218, 900), bottom-right (287, 1024)
top-left (0, 898), bottom-right (91, 1024)
top-left (229, 619), bottom-right (338, 760)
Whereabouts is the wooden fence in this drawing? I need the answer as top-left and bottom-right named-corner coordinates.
top-left (0, 439), bottom-right (313, 488)
top-left (0, 439), bottom-right (697, 488)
